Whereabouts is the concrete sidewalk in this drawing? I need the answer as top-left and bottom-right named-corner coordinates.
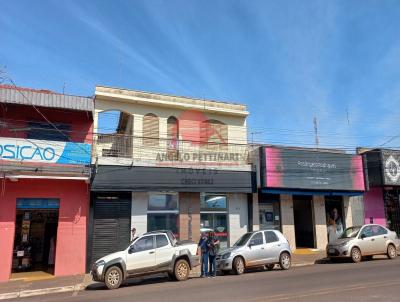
top-left (0, 251), bottom-right (327, 300)
top-left (0, 274), bottom-right (90, 300)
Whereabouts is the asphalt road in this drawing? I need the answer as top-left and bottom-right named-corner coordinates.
top-left (10, 258), bottom-right (400, 302)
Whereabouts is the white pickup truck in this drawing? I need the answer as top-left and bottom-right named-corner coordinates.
top-left (91, 230), bottom-right (200, 289)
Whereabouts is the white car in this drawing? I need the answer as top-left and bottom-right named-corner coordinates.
top-left (217, 230), bottom-right (292, 275)
top-left (91, 230), bottom-right (200, 289)
top-left (327, 224), bottom-right (400, 263)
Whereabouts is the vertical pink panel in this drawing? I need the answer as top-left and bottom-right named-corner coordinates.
top-left (0, 190), bottom-right (16, 282)
top-left (54, 181), bottom-right (88, 276)
top-left (351, 156), bottom-right (365, 191)
top-left (265, 147), bottom-right (283, 187)
top-left (363, 187), bottom-right (386, 226)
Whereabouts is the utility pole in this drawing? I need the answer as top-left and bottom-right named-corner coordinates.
top-left (313, 117), bottom-right (319, 149)
top-left (250, 131), bottom-right (263, 145)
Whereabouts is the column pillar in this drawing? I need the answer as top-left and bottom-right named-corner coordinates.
top-left (313, 195), bottom-right (328, 250)
top-left (179, 192), bottom-right (200, 242)
top-left (228, 193), bottom-right (248, 246)
top-left (252, 193), bottom-right (260, 231)
top-left (343, 196), bottom-right (353, 229)
top-left (131, 192), bottom-right (148, 238)
top-left (280, 194), bottom-right (296, 250)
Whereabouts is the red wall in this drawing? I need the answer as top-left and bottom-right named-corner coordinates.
top-left (0, 104), bottom-right (93, 144)
top-left (0, 178), bottom-right (89, 282)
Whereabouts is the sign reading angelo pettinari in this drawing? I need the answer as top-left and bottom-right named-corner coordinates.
top-left (263, 147), bottom-right (365, 191)
top-left (382, 150), bottom-right (400, 186)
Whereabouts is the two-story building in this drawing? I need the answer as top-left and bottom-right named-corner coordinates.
top-left (0, 85), bottom-right (93, 281)
top-left (88, 86), bottom-right (254, 267)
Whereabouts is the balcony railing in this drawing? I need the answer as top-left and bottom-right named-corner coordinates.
top-left (94, 134), bottom-right (250, 169)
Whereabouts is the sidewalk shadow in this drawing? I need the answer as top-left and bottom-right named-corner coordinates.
top-left (314, 256), bottom-right (390, 264)
top-left (85, 274), bottom-right (171, 291)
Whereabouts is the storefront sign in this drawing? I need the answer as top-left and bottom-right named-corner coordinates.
top-left (0, 137), bottom-right (91, 165)
top-left (16, 198), bottom-right (60, 209)
top-left (92, 166), bottom-right (254, 193)
top-left (262, 147), bottom-right (365, 191)
top-left (382, 150), bottom-right (400, 186)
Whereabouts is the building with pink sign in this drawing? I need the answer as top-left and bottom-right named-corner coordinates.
top-left (361, 149), bottom-right (400, 235)
top-left (253, 146), bottom-right (366, 250)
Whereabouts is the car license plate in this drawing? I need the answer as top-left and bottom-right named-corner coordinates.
top-left (329, 248), bottom-right (335, 253)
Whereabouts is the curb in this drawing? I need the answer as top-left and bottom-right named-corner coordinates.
top-left (0, 283), bottom-right (84, 300)
top-left (0, 262), bottom-right (318, 300)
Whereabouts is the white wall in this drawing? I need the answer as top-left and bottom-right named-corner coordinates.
top-left (131, 192), bottom-right (148, 238)
top-left (228, 193), bottom-right (248, 246)
top-left (313, 195), bottom-right (328, 250)
top-left (280, 194), bottom-right (296, 250)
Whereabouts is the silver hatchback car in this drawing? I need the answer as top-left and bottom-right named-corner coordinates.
top-left (216, 230), bottom-right (292, 275)
top-left (327, 224), bottom-right (400, 263)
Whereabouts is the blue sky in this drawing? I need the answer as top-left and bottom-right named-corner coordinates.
top-left (1, 0), bottom-right (400, 150)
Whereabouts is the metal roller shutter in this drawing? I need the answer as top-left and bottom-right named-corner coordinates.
top-left (90, 194), bottom-right (131, 266)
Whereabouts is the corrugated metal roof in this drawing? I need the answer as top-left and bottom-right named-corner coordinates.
top-left (0, 85), bottom-right (94, 112)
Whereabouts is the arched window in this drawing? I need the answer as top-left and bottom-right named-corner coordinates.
top-left (167, 116), bottom-right (179, 151)
top-left (201, 119), bottom-right (228, 151)
top-left (143, 113), bottom-right (159, 147)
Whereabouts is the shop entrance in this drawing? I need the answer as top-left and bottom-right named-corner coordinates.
top-left (325, 196), bottom-right (345, 243)
top-left (293, 195), bottom-right (315, 248)
top-left (12, 199), bottom-right (59, 277)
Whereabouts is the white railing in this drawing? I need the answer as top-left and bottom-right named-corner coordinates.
top-left (94, 134), bottom-right (250, 169)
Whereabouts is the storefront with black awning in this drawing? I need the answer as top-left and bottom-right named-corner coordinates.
top-left (257, 146), bottom-right (366, 251)
top-left (87, 165), bottom-right (255, 269)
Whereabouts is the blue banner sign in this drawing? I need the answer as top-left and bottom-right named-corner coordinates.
top-left (17, 198), bottom-right (60, 209)
top-left (0, 137), bottom-right (91, 165)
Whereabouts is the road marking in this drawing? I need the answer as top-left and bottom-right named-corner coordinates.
top-left (243, 280), bottom-right (400, 302)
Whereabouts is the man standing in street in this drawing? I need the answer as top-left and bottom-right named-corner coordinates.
top-left (198, 232), bottom-right (209, 278)
top-left (207, 231), bottom-right (220, 278)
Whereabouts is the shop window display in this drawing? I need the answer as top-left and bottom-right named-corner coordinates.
top-left (12, 199), bottom-right (59, 274)
top-left (384, 189), bottom-right (400, 235)
top-left (258, 194), bottom-right (281, 231)
top-left (200, 194), bottom-right (228, 248)
top-left (325, 196), bottom-right (345, 243)
top-left (147, 193), bottom-right (179, 238)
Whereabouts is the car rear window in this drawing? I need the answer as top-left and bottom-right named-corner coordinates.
top-left (156, 235), bottom-right (169, 248)
top-left (264, 231), bottom-right (279, 243)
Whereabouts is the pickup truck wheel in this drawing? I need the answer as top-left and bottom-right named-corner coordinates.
top-left (174, 259), bottom-right (190, 281)
top-left (104, 266), bottom-right (123, 289)
top-left (232, 257), bottom-right (245, 275)
top-left (387, 244), bottom-right (397, 259)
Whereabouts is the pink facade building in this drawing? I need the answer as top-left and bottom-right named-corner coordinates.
top-left (0, 85), bottom-right (93, 282)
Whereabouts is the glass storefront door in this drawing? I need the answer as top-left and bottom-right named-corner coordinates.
top-left (200, 194), bottom-right (228, 248)
top-left (325, 196), bottom-right (345, 243)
